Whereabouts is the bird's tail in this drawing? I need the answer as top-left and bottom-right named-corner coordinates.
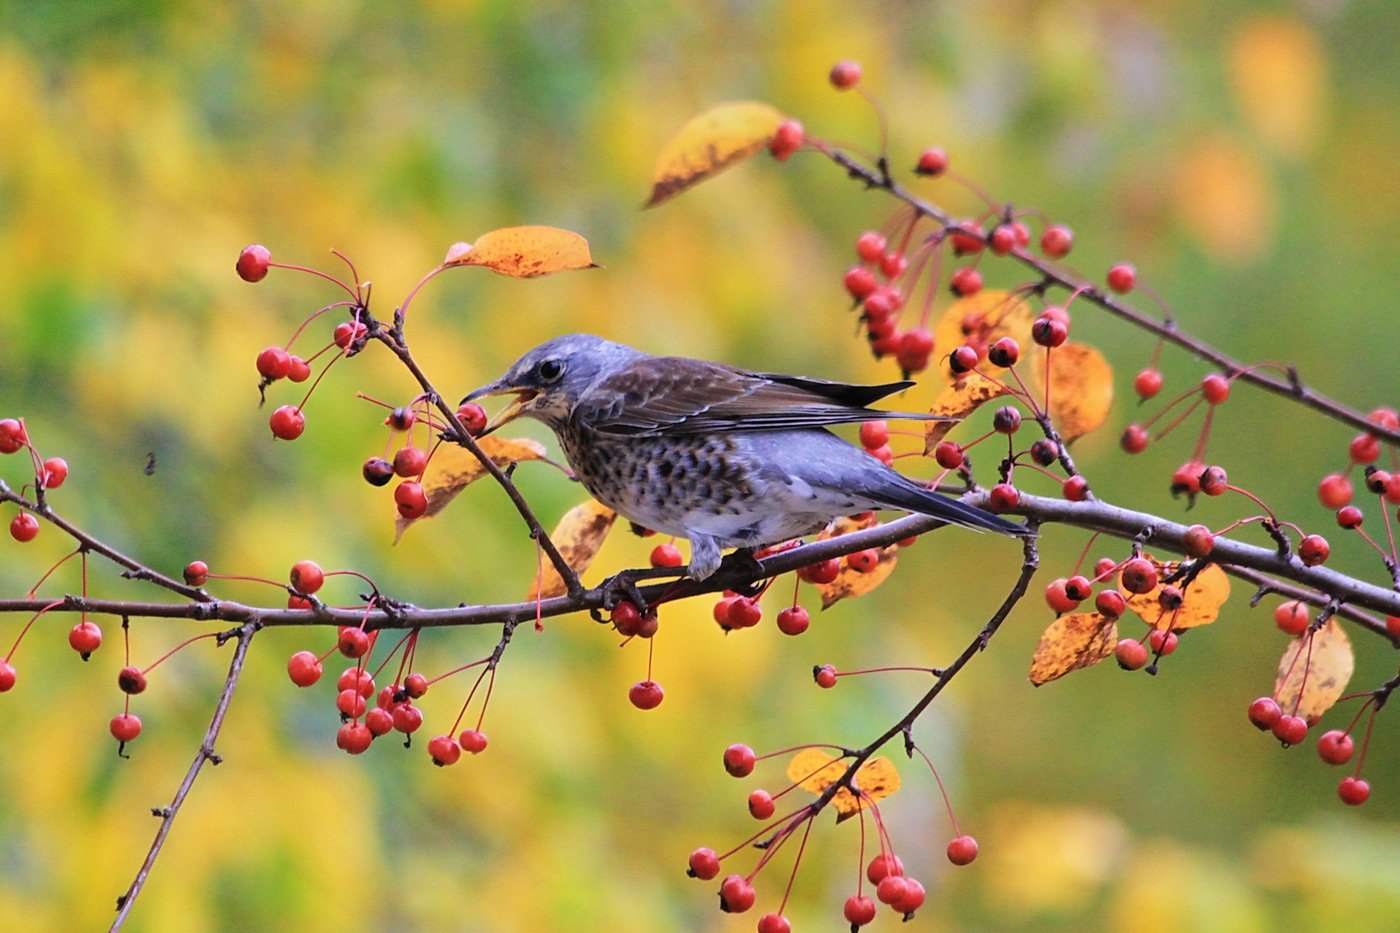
top-left (866, 475), bottom-right (1028, 536)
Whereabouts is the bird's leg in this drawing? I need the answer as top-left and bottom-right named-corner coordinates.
top-left (717, 548), bottom-right (766, 597)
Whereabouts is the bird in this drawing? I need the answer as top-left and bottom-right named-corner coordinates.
top-left (462, 334), bottom-right (1026, 581)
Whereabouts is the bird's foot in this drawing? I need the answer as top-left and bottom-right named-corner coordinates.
top-left (594, 565), bottom-right (688, 616)
top-left (717, 549), bottom-right (766, 597)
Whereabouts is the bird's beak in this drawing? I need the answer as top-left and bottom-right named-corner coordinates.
top-left (460, 381), bottom-right (539, 434)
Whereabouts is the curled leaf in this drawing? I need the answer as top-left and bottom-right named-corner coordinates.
top-left (813, 514), bottom-right (898, 609)
top-left (1122, 560), bottom-right (1230, 630)
top-left (1275, 619), bottom-right (1354, 724)
top-left (924, 376), bottom-right (1010, 451)
top-left (787, 748), bottom-right (900, 822)
top-left (527, 499), bottom-right (617, 600)
top-left (1029, 612), bottom-right (1119, 686)
top-left (444, 226), bottom-right (596, 278)
top-left (394, 437), bottom-right (547, 540)
top-left (1031, 341), bottom-right (1114, 442)
top-left (644, 101), bottom-right (786, 208)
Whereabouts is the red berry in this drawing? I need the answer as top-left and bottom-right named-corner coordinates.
top-left (0, 660), bottom-right (14, 692)
top-left (879, 252), bottom-right (907, 280)
top-left (336, 721), bottom-right (373, 754)
top-left (118, 666), bottom-right (147, 694)
top-left (688, 847), bottom-right (721, 880)
top-left (333, 321), bottom-right (367, 349)
top-left (1338, 776), bottom-right (1370, 806)
top-left (1369, 407), bottom-right (1400, 431)
top-left (747, 789), bottom-right (776, 820)
top-left (728, 596), bottom-right (762, 628)
top-left (845, 266), bottom-right (879, 300)
top-left (365, 707), bottom-right (394, 736)
top-left (1120, 424), bottom-right (1149, 454)
top-left (337, 627), bottom-right (371, 658)
top-left (1106, 263), bottom-right (1136, 293)
top-left (1064, 575), bottom-right (1092, 602)
top-left (947, 834), bottom-right (979, 865)
top-left (1201, 373), bottom-right (1231, 405)
top-left (110, 712), bottom-right (143, 743)
top-left (934, 441), bottom-right (964, 470)
top-left (394, 481), bottom-right (428, 519)
top-left (391, 703), bottom-right (424, 734)
top-left (859, 420), bottom-right (889, 450)
top-left (386, 407), bottom-right (416, 431)
top-left (428, 734), bottom-right (461, 766)
top-left (392, 446), bottom-right (428, 478)
top-left (1387, 615), bottom-right (1400, 640)
top-left (362, 457), bottom-right (394, 486)
top-left (989, 224), bottom-right (1017, 255)
top-left (915, 146), bottom-right (949, 176)
top-left (1040, 224), bottom-right (1074, 258)
top-left (459, 728), bottom-right (489, 753)
top-left (1031, 314), bottom-right (1068, 348)
top-left (723, 743), bottom-right (756, 777)
top-left (891, 877), bottom-right (926, 914)
top-left (1170, 461), bottom-right (1205, 498)
top-left (0, 418), bottom-right (28, 454)
top-left (844, 894), bottom-right (878, 926)
top-left (286, 356), bottom-right (311, 382)
top-left (403, 672), bottom-right (429, 698)
top-left (1115, 639), bottom-right (1148, 670)
top-left (847, 548), bottom-right (881, 573)
top-left (9, 513), bottom-right (39, 542)
top-left (456, 402), bottom-right (488, 436)
top-left (949, 221), bottom-right (983, 254)
top-left (255, 346), bottom-right (292, 380)
top-left (40, 457), bottom-right (68, 489)
top-left (1120, 557), bottom-right (1159, 594)
top-left (287, 650), bottom-right (323, 687)
top-left (814, 664), bottom-right (838, 688)
top-left (1199, 465), bottom-right (1229, 496)
top-left (183, 560), bottom-right (209, 586)
top-left (948, 344), bottom-right (981, 375)
top-left (236, 244), bottom-right (272, 282)
top-left (336, 688), bottom-right (367, 718)
top-left (1148, 628), bottom-right (1178, 655)
top-left (876, 874), bottom-right (910, 905)
top-left (287, 594), bottom-right (312, 610)
top-left (1094, 557), bottom-right (1119, 578)
top-left (829, 59), bottom-right (862, 89)
top-left (1134, 368), bottom-right (1163, 400)
top-left (1247, 696), bottom-right (1282, 731)
top-left (290, 559), bottom-right (325, 594)
top-left (1299, 534), bottom-right (1330, 566)
top-left (712, 596), bottom-right (738, 629)
top-left (719, 874), bottom-right (756, 913)
top-left (1349, 433), bottom-right (1380, 464)
top-left (1316, 730), bottom-right (1354, 766)
top-left (338, 666), bottom-right (376, 698)
top-left (1157, 585), bottom-right (1184, 611)
top-left (1273, 600), bottom-right (1310, 636)
top-left (987, 336), bottom-right (1020, 368)
top-left (269, 405), bottom-right (305, 440)
top-left (1095, 589), bottom-right (1126, 619)
top-left (988, 483), bottom-right (1020, 512)
top-left (1271, 714), bottom-right (1308, 746)
top-left (1044, 578), bottom-right (1079, 614)
top-left (855, 231), bottom-right (886, 263)
top-left (650, 543), bottom-right (683, 568)
top-left (776, 605), bottom-right (810, 636)
top-left (768, 119), bottom-right (804, 161)
top-left (992, 405), bottom-right (1022, 434)
top-left (68, 621), bottom-right (102, 657)
top-left (1183, 524), bottom-right (1215, 558)
top-left (1317, 473), bottom-right (1354, 509)
top-left (611, 600), bottom-right (643, 637)
top-left (864, 853), bottom-right (902, 884)
top-left (949, 266), bottom-right (982, 297)
top-left (628, 679), bottom-right (664, 710)
top-left (896, 328), bottom-right (934, 374)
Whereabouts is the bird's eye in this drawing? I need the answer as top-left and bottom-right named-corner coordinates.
top-left (537, 358), bottom-right (566, 384)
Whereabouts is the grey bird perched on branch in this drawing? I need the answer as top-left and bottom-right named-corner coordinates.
top-left (463, 334), bottom-right (1026, 580)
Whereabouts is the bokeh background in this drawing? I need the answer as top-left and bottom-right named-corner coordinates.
top-left (1, 1), bottom-right (1397, 930)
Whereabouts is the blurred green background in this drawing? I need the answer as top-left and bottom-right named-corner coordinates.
top-left (1, 1), bottom-right (1397, 930)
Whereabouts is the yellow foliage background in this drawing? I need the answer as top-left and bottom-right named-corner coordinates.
top-left (0, 2), bottom-right (1397, 931)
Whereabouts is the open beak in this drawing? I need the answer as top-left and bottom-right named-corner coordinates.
top-left (460, 382), bottom-right (538, 435)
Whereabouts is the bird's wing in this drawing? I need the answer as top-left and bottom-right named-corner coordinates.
top-left (576, 356), bottom-right (929, 436)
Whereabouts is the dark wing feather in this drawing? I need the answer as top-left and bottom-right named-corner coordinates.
top-left (576, 356), bottom-right (932, 436)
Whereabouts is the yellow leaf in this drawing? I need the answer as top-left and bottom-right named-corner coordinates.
top-left (1171, 135), bottom-right (1274, 263)
top-left (931, 289), bottom-right (1035, 386)
top-left (1228, 16), bottom-right (1325, 157)
top-left (924, 375), bottom-right (1010, 451)
top-left (1275, 620), bottom-right (1354, 724)
top-left (813, 515), bottom-right (898, 609)
top-left (787, 749), bottom-right (900, 821)
top-left (394, 436), bottom-right (547, 540)
top-left (445, 226), bottom-right (597, 278)
top-left (1029, 612), bottom-right (1119, 686)
top-left (1122, 560), bottom-right (1230, 630)
top-left (1031, 341), bottom-right (1114, 442)
top-left (527, 499), bottom-right (617, 600)
top-left (644, 101), bottom-right (786, 208)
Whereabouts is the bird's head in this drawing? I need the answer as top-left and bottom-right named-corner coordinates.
top-left (461, 333), bottom-right (640, 433)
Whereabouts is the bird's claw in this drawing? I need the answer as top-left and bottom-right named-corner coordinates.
top-left (717, 549), bottom-right (766, 597)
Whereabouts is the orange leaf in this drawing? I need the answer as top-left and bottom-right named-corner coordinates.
top-left (394, 437), bottom-right (547, 540)
top-left (444, 226), bottom-right (597, 278)
top-left (924, 376), bottom-right (1010, 451)
top-left (1275, 619), bottom-right (1354, 724)
top-left (1122, 560), bottom-right (1230, 630)
top-left (931, 290), bottom-right (1035, 386)
top-left (1029, 612), bottom-right (1119, 686)
top-left (644, 101), bottom-right (786, 208)
top-left (527, 499), bottom-right (617, 600)
top-left (787, 749), bottom-right (900, 822)
top-left (813, 515), bottom-right (898, 609)
top-left (1031, 341), bottom-right (1114, 442)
